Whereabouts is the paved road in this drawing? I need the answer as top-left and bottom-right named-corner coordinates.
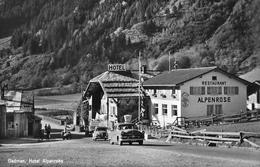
top-left (0, 135), bottom-right (259, 167)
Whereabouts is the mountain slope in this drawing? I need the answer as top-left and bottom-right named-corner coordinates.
top-left (0, 0), bottom-right (259, 90)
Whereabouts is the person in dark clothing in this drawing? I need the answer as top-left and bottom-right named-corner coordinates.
top-left (47, 124), bottom-right (51, 139)
top-left (39, 129), bottom-right (44, 140)
top-left (44, 124), bottom-right (48, 139)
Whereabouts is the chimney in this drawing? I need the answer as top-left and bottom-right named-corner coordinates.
top-left (141, 65), bottom-right (147, 74)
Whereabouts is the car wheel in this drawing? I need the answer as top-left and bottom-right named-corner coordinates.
top-left (139, 141), bottom-right (143, 145)
top-left (110, 140), bottom-right (114, 145)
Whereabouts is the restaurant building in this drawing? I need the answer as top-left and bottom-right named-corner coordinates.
top-left (143, 66), bottom-right (252, 127)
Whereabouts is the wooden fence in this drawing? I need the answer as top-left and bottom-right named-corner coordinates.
top-left (175, 109), bottom-right (260, 129)
top-left (166, 126), bottom-right (260, 148)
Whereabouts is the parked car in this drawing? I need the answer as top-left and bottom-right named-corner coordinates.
top-left (92, 127), bottom-right (108, 141)
top-left (109, 123), bottom-right (144, 145)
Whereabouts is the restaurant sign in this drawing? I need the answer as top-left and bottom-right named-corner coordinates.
top-left (108, 64), bottom-right (126, 71)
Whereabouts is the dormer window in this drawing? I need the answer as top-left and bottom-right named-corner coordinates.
top-left (212, 76), bottom-right (217, 80)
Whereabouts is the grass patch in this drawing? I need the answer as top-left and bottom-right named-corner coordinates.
top-left (36, 109), bottom-right (74, 124)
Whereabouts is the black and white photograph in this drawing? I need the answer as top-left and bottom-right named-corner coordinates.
top-left (0, 0), bottom-right (260, 166)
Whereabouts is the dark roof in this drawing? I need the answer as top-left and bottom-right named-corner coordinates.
top-left (143, 66), bottom-right (251, 87)
top-left (239, 68), bottom-right (260, 83)
top-left (143, 67), bottom-right (216, 87)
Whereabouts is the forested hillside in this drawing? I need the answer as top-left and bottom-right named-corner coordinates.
top-left (0, 0), bottom-right (259, 90)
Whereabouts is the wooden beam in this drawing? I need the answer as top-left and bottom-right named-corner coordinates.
top-left (243, 139), bottom-right (260, 148)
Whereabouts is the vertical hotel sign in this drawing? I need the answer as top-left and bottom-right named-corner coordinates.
top-left (108, 64), bottom-right (126, 71)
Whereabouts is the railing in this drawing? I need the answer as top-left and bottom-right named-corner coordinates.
top-left (166, 125), bottom-right (260, 148)
top-left (176, 110), bottom-right (260, 129)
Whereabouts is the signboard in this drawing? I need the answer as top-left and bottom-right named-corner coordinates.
top-left (108, 64), bottom-right (126, 71)
top-left (195, 80), bottom-right (232, 103)
top-left (124, 115), bottom-right (132, 123)
top-left (90, 120), bottom-right (100, 127)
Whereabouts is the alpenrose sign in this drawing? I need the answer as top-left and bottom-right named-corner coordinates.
top-left (108, 64), bottom-right (126, 71)
top-left (197, 96), bottom-right (231, 103)
top-left (198, 80), bottom-right (231, 103)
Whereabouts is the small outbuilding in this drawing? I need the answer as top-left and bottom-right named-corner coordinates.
top-left (0, 89), bottom-right (41, 138)
top-left (240, 68), bottom-right (260, 110)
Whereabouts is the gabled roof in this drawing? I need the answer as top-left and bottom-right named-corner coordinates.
top-left (143, 66), bottom-right (216, 87)
top-left (143, 66), bottom-right (251, 87)
top-left (239, 68), bottom-right (260, 83)
top-left (85, 71), bottom-right (140, 98)
top-left (90, 71), bottom-right (137, 83)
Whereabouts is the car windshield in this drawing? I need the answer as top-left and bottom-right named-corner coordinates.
top-left (118, 124), bottom-right (137, 130)
top-left (96, 127), bottom-right (107, 131)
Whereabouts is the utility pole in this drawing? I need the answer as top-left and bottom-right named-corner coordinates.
top-left (138, 51), bottom-right (141, 123)
top-left (169, 51), bottom-right (171, 71)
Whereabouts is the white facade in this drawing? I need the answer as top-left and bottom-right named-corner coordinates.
top-left (146, 89), bottom-right (181, 127)
top-left (180, 71), bottom-right (247, 117)
top-left (88, 94), bottom-right (118, 127)
top-left (146, 70), bottom-right (248, 127)
top-left (247, 83), bottom-right (260, 110)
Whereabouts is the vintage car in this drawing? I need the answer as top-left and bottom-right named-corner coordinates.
top-left (109, 123), bottom-right (144, 145)
top-left (92, 127), bottom-right (108, 141)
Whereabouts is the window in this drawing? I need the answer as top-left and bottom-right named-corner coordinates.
top-left (215, 105), bottom-right (223, 115)
top-left (6, 114), bottom-right (14, 129)
top-left (224, 87), bottom-right (239, 95)
top-left (154, 103), bottom-right (158, 115)
top-left (207, 104), bottom-right (223, 116)
top-left (207, 105), bottom-right (214, 116)
top-left (171, 105), bottom-right (177, 116)
top-left (190, 87), bottom-right (205, 95)
top-left (207, 87), bottom-right (222, 95)
top-left (212, 76), bottom-right (217, 80)
top-left (152, 89), bottom-right (157, 97)
top-left (112, 106), bottom-right (116, 115)
top-left (162, 104), bottom-right (167, 115)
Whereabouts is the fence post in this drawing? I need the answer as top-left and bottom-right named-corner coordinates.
top-left (239, 131), bottom-right (244, 145)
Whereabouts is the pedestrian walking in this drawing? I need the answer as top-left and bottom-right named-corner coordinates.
top-left (47, 124), bottom-right (51, 139)
top-left (44, 124), bottom-right (48, 139)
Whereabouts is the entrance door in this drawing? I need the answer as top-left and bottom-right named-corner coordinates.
top-left (207, 104), bottom-right (223, 116)
top-left (28, 121), bottom-right (33, 136)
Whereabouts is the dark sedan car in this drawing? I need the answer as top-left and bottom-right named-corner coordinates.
top-left (109, 123), bottom-right (144, 145)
